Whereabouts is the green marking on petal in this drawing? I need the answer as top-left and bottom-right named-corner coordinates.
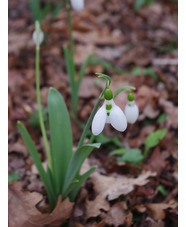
top-left (107, 112), bottom-right (110, 116)
top-left (106, 104), bottom-right (112, 110)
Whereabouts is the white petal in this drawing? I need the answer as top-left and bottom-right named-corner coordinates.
top-left (110, 104), bottom-right (127, 132)
top-left (70, 0), bottom-right (84, 11)
top-left (124, 101), bottom-right (139, 124)
top-left (92, 106), bottom-right (106, 136)
top-left (32, 30), bottom-right (44, 46)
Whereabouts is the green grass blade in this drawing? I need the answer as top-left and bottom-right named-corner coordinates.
top-left (63, 45), bottom-right (78, 113)
top-left (48, 88), bottom-right (73, 194)
top-left (69, 166), bottom-right (97, 201)
top-left (77, 53), bottom-right (93, 90)
top-left (17, 121), bottom-right (55, 207)
top-left (63, 143), bottom-right (100, 193)
top-left (29, 0), bottom-right (41, 22)
top-left (63, 45), bottom-right (75, 89)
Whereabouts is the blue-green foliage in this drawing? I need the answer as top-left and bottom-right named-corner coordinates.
top-left (18, 88), bottom-right (100, 210)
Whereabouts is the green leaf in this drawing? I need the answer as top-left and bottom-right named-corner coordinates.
top-left (41, 4), bottom-right (50, 22)
top-left (77, 53), bottom-right (93, 90)
top-left (95, 132), bottom-right (123, 147)
top-left (48, 88), bottom-right (73, 194)
top-left (158, 185), bottom-right (167, 197)
top-left (17, 121), bottom-right (55, 207)
top-left (29, 107), bottom-right (48, 129)
top-left (51, 2), bottom-right (64, 19)
top-left (29, 0), bottom-right (41, 21)
top-left (109, 148), bottom-right (128, 156)
top-left (90, 56), bottom-right (126, 74)
top-left (131, 67), bottom-right (158, 81)
top-left (117, 149), bottom-right (143, 164)
top-left (63, 45), bottom-right (77, 114)
top-left (144, 129), bottom-right (167, 157)
top-left (69, 166), bottom-right (97, 201)
top-left (134, 0), bottom-right (146, 9)
top-left (63, 143), bottom-right (100, 194)
top-left (63, 45), bottom-right (75, 91)
top-left (8, 172), bottom-right (19, 183)
top-left (157, 113), bottom-right (170, 124)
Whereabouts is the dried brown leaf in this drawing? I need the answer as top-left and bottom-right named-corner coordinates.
top-left (85, 171), bottom-right (156, 219)
top-left (8, 182), bottom-right (74, 227)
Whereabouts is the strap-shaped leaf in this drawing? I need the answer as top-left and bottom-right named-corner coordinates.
top-left (62, 143), bottom-right (100, 193)
top-left (69, 166), bottom-right (97, 201)
top-left (17, 121), bottom-right (54, 206)
top-left (63, 45), bottom-right (75, 92)
top-left (48, 88), bottom-right (73, 194)
top-left (77, 53), bottom-right (93, 90)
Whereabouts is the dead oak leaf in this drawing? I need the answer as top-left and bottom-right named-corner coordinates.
top-left (146, 203), bottom-right (177, 221)
top-left (30, 195), bottom-right (74, 226)
top-left (9, 182), bottom-right (43, 227)
top-left (101, 201), bottom-right (128, 226)
top-left (9, 182), bottom-right (74, 227)
top-left (85, 171), bottom-right (156, 219)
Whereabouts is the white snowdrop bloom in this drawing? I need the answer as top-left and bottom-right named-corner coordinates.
top-left (92, 98), bottom-right (127, 136)
top-left (32, 30), bottom-right (44, 48)
top-left (124, 100), bottom-right (139, 124)
top-left (70, 0), bottom-right (84, 11)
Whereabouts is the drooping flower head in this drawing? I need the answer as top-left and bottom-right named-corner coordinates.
top-left (124, 92), bottom-right (139, 124)
top-left (92, 88), bottom-right (127, 136)
top-left (32, 21), bottom-right (44, 49)
top-left (70, 0), bottom-right (84, 11)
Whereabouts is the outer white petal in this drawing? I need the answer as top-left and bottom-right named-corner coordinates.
top-left (124, 101), bottom-right (139, 124)
top-left (109, 101), bottom-right (127, 132)
top-left (32, 30), bottom-right (44, 46)
top-left (92, 105), bottom-right (106, 136)
top-left (70, 0), bottom-right (84, 11)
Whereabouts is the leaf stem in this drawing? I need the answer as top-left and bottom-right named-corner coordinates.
top-left (36, 48), bottom-right (52, 168)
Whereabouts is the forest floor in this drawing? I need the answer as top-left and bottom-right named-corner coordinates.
top-left (8, 0), bottom-right (178, 226)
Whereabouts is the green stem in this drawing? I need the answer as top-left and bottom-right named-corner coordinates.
top-left (36, 48), bottom-right (52, 167)
top-left (113, 86), bottom-right (136, 99)
top-left (88, 134), bottom-right (95, 144)
top-left (66, 0), bottom-right (74, 57)
top-left (77, 87), bottom-right (107, 149)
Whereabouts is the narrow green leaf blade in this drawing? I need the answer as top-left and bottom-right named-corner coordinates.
top-left (69, 166), bottom-right (97, 201)
top-left (48, 88), bottom-right (73, 194)
top-left (63, 143), bottom-right (100, 193)
top-left (17, 121), bottom-right (48, 184)
top-left (17, 121), bottom-right (55, 206)
top-left (77, 53), bottom-right (93, 90)
top-left (29, 0), bottom-right (41, 21)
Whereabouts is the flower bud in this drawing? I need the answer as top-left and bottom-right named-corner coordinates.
top-left (124, 101), bottom-right (139, 124)
top-left (32, 30), bottom-right (44, 48)
top-left (70, 0), bottom-right (84, 11)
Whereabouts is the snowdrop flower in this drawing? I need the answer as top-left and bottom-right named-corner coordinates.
top-left (92, 89), bottom-right (127, 136)
top-left (32, 21), bottom-right (44, 49)
top-left (70, 0), bottom-right (84, 11)
top-left (124, 92), bottom-right (139, 124)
